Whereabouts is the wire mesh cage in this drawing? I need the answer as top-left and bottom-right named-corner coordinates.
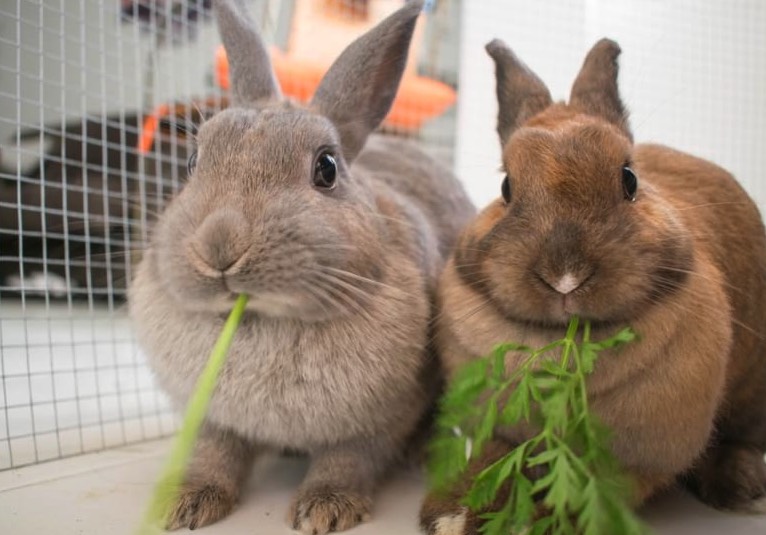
top-left (0, 0), bottom-right (461, 470)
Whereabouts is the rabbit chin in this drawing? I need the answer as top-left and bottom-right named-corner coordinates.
top-left (548, 294), bottom-right (581, 323)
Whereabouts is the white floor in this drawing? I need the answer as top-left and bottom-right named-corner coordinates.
top-left (1, 439), bottom-right (765, 535)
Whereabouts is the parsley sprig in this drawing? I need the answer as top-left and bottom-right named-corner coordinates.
top-left (428, 316), bottom-right (647, 535)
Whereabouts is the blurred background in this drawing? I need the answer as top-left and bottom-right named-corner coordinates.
top-left (0, 0), bottom-right (764, 474)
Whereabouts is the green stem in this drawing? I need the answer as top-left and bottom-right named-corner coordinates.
top-left (136, 294), bottom-right (250, 534)
top-left (571, 322), bottom-right (597, 450)
top-left (559, 315), bottom-right (579, 370)
top-left (550, 433), bottom-right (595, 481)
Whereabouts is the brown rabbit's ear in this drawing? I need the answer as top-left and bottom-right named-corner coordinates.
top-left (310, 0), bottom-right (424, 163)
top-left (214, 0), bottom-right (282, 105)
top-left (486, 39), bottom-right (552, 147)
top-left (569, 38), bottom-right (631, 139)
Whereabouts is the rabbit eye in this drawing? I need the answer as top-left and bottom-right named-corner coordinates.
top-left (501, 174), bottom-right (512, 204)
top-left (622, 165), bottom-right (638, 201)
top-left (187, 150), bottom-right (198, 176)
top-left (313, 153), bottom-right (337, 189)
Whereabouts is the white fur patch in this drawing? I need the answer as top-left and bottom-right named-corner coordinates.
top-left (433, 509), bottom-right (468, 535)
top-left (553, 273), bottom-right (580, 295)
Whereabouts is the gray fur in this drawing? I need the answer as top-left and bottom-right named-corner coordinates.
top-left (311, 0), bottom-right (424, 162)
top-left (215, 0), bottom-right (281, 104)
top-left (129, 1), bottom-right (474, 533)
top-left (485, 39), bottom-right (552, 146)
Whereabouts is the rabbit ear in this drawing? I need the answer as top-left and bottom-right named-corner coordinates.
top-left (485, 39), bottom-right (552, 147)
top-left (569, 38), bottom-right (631, 139)
top-left (310, 0), bottom-right (424, 163)
top-left (214, 0), bottom-right (282, 105)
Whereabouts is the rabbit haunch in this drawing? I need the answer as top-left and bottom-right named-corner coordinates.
top-left (129, 1), bottom-right (474, 534)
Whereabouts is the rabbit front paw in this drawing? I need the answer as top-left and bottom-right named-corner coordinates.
top-left (686, 443), bottom-right (766, 512)
top-left (288, 484), bottom-right (372, 534)
top-left (165, 482), bottom-right (236, 531)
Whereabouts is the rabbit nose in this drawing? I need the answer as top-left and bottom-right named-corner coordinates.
top-left (188, 209), bottom-right (251, 274)
top-left (548, 273), bottom-right (582, 295)
top-left (543, 272), bottom-right (583, 295)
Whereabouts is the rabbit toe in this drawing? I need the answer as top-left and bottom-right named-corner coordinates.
top-left (165, 483), bottom-right (236, 531)
top-left (288, 485), bottom-right (371, 534)
top-left (420, 492), bottom-right (478, 535)
top-left (429, 509), bottom-right (472, 535)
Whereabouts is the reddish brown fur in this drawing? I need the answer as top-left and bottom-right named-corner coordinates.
top-left (422, 38), bottom-right (766, 534)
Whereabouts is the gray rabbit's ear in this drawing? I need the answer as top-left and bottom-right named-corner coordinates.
top-left (569, 38), bottom-right (631, 139)
top-left (485, 39), bottom-right (552, 147)
top-left (214, 0), bottom-right (282, 105)
top-left (310, 0), bottom-right (424, 162)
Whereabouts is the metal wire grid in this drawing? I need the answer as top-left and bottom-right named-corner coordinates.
top-left (0, 0), bottom-right (460, 470)
top-left (0, 0), bottom-right (219, 471)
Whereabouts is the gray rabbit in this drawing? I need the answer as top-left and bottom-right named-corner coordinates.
top-left (128, 0), bottom-right (474, 532)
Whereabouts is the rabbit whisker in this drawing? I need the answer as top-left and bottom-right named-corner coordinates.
top-left (676, 201), bottom-right (751, 211)
top-left (295, 279), bottom-right (334, 317)
top-left (650, 277), bottom-right (764, 340)
top-left (312, 270), bottom-right (376, 305)
top-left (317, 265), bottom-right (401, 294)
top-left (654, 264), bottom-right (747, 297)
top-left (310, 272), bottom-right (373, 321)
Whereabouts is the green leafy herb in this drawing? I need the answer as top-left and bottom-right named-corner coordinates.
top-left (428, 316), bottom-right (647, 535)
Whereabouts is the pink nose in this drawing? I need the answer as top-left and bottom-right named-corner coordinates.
top-left (188, 209), bottom-right (250, 274)
top-left (551, 273), bottom-right (582, 295)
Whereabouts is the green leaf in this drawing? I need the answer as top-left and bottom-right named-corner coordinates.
top-left (589, 327), bottom-right (636, 350)
top-left (580, 342), bottom-right (598, 375)
top-left (529, 372), bottom-right (562, 393)
top-left (529, 515), bottom-right (555, 535)
top-left (473, 397), bottom-right (498, 455)
top-left (510, 473), bottom-right (536, 529)
top-left (441, 358), bottom-right (489, 412)
top-left (478, 509), bottom-right (513, 535)
top-left (527, 448), bottom-right (560, 467)
top-left (540, 359), bottom-right (571, 378)
top-left (530, 467), bottom-right (557, 496)
top-left (542, 453), bottom-right (580, 518)
top-left (464, 443), bottom-right (532, 512)
top-left (426, 432), bottom-right (469, 491)
top-left (464, 453), bottom-right (512, 510)
top-left (499, 375), bottom-right (531, 425)
top-left (491, 346), bottom-right (507, 384)
top-left (577, 479), bottom-right (602, 535)
top-left (492, 341), bottom-right (534, 354)
top-left (540, 382), bottom-right (573, 434)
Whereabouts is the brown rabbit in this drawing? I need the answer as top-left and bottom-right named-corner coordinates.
top-left (420, 38), bottom-right (766, 534)
top-left (128, 0), bottom-right (474, 533)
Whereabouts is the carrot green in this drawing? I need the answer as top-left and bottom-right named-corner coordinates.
top-left (428, 316), bottom-right (647, 535)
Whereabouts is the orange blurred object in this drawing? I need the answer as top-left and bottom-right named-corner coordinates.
top-left (138, 45), bottom-right (456, 155)
top-left (215, 45), bottom-right (456, 130)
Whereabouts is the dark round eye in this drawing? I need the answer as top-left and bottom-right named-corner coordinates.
top-left (622, 166), bottom-right (638, 201)
top-left (313, 153), bottom-right (337, 189)
top-left (187, 150), bottom-right (198, 176)
top-left (501, 174), bottom-right (512, 204)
